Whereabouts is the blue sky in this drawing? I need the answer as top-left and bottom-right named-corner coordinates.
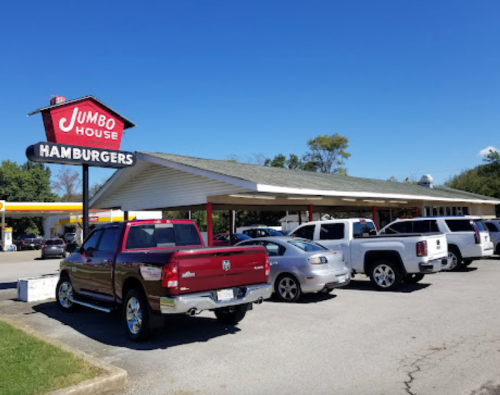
top-left (1, 0), bottom-right (499, 188)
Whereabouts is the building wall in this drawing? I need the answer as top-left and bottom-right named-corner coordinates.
top-left (94, 162), bottom-right (252, 211)
top-left (470, 204), bottom-right (496, 218)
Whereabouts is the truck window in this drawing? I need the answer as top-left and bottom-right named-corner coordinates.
top-left (384, 222), bottom-right (409, 234)
top-left (82, 230), bottom-right (103, 251)
top-left (486, 223), bottom-right (499, 232)
top-left (126, 223), bottom-right (202, 249)
top-left (473, 220), bottom-right (486, 232)
top-left (291, 225), bottom-right (315, 240)
top-left (98, 228), bottom-right (121, 251)
top-left (353, 221), bottom-right (376, 237)
top-left (319, 224), bottom-right (345, 240)
top-left (445, 220), bottom-right (474, 232)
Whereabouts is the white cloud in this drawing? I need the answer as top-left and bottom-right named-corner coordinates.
top-left (478, 146), bottom-right (499, 157)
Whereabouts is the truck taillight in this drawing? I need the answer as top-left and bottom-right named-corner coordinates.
top-left (416, 241), bottom-right (428, 257)
top-left (264, 256), bottom-right (270, 276)
top-left (21, 240), bottom-right (25, 244)
top-left (162, 262), bottom-right (178, 288)
top-left (471, 221), bottom-right (481, 244)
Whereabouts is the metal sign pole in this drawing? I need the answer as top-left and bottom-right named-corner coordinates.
top-left (82, 164), bottom-right (89, 240)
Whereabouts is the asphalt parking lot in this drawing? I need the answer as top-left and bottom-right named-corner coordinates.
top-left (1, 251), bottom-right (500, 395)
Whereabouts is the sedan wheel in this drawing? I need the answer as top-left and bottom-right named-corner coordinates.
top-left (276, 275), bottom-right (302, 302)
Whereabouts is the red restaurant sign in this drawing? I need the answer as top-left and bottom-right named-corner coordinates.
top-left (31, 96), bottom-right (135, 151)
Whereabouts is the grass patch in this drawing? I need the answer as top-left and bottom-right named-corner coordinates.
top-left (0, 320), bottom-right (100, 395)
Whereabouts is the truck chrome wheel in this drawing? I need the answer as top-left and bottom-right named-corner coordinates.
top-left (58, 281), bottom-right (74, 308)
top-left (126, 297), bottom-right (143, 335)
top-left (373, 264), bottom-right (396, 288)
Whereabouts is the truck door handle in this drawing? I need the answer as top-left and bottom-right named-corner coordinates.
top-left (335, 244), bottom-right (347, 248)
top-left (270, 261), bottom-right (278, 265)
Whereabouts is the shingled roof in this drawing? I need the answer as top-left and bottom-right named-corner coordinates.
top-left (140, 152), bottom-right (500, 204)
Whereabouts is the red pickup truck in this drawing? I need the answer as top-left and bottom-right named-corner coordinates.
top-left (56, 219), bottom-right (272, 341)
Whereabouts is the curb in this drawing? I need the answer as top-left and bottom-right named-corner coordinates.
top-left (0, 315), bottom-right (127, 395)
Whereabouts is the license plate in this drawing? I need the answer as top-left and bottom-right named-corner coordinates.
top-left (30, 244), bottom-right (34, 247)
top-left (217, 289), bottom-right (234, 301)
top-left (337, 275), bottom-right (346, 283)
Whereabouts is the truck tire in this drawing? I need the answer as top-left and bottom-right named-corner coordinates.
top-left (56, 276), bottom-right (78, 312)
top-left (214, 305), bottom-right (247, 325)
top-left (369, 260), bottom-right (403, 291)
top-left (275, 274), bottom-right (302, 302)
top-left (404, 273), bottom-right (425, 284)
top-left (447, 246), bottom-right (463, 272)
top-left (123, 288), bottom-right (150, 342)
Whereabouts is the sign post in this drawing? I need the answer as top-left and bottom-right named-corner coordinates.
top-left (27, 96), bottom-right (136, 242)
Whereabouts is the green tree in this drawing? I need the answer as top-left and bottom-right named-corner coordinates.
top-left (0, 160), bottom-right (57, 237)
top-left (483, 149), bottom-right (500, 164)
top-left (446, 160), bottom-right (500, 215)
top-left (304, 134), bottom-right (351, 174)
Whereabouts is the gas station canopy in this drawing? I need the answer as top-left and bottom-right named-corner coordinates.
top-left (0, 201), bottom-right (108, 219)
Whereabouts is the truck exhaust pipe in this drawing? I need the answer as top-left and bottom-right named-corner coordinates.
top-left (187, 308), bottom-right (197, 317)
top-left (254, 297), bottom-right (264, 305)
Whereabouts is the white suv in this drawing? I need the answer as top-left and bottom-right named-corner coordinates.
top-left (379, 216), bottom-right (494, 271)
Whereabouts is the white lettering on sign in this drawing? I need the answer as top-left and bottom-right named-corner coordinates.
top-left (33, 144), bottom-right (135, 167)
top-left (58, 106), bottom-right (118, 141)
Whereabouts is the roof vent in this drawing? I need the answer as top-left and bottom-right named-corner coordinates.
top-left (419, 174), bottom-right (434, 188)
top-left (49, 96), bottom-right (66, 106)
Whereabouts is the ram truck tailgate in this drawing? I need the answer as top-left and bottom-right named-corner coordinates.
top-left (174, 246), bottom-right (269, 294)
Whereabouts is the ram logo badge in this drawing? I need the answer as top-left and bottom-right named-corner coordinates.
top-left (182, 271), bottom-right (195, 278)
top-left (222, 260), bottom-right (231, 271)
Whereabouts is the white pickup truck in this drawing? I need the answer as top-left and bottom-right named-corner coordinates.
top-left (379, 216), bottom-right (494, 271)
top-left (289, 218), bottom-right (449, 291)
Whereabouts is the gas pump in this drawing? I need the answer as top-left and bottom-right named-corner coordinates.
top-left (1, 227), bottom-right (15, 251)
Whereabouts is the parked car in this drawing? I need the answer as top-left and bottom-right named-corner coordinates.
top-left (56, 219), bottom-right (272, 341)
top-left (379, 216), bottom-right (494, 271)
top-left (236, 236), bottom-right (350, 302)
top-left (212, 233), bottom-right (252, 246)
top-left (14, 234), bottom-right (43, 251)
top-left (289, 219), bottom-right (449, 291)
top-left (243, 228), bottom-right (284, 238)
top-left (484, 219), bottom-right (500, 255)
top-left (41, 239), bottom-right (67, 259)
top-left (63, 233), bottom-right (77, 244)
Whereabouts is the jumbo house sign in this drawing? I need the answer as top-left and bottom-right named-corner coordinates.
top-left (27, 96), bottom-right (136, 168)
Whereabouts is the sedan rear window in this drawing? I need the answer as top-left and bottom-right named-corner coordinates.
top-left (287, 240), bottom-right (326, 252)
top-left (45, 239), bottom-right (64, 245)
top-left (486, 222), bottom-right (500, 232)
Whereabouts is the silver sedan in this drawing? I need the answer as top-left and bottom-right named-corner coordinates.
top-left (236, 236), bottom-right (351, 302)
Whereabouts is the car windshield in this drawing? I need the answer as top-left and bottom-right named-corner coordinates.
top-left (46, 239), bottom-right (64, 245)
top-left (23, 234), bottom-right (37, 239)
top-left (287, 240), bottom-right (326, 252)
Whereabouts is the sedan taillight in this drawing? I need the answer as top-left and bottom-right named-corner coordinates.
top-left (416, 241), bottom-right (428, 257)
top-left (308, 256), bottom-right (328, 264)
